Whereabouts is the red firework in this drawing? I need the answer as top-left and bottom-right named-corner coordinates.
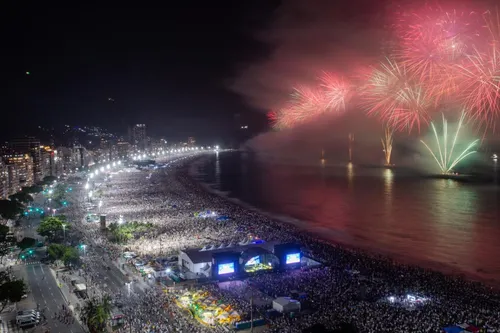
top-left (361, 58), bottom-right (434, 132)
top-left (268, 108), bottom-right (287, 130)
top-left (267, 3), bottom-right (500, 132)
top-left (456, 44), bottom-right (500, 127)
top-left (319, 72), bottom-right (353, 112)
top-left (395, 4), bottom-right (482, 87)
top-left (268, 87), bottom-right (327, 129)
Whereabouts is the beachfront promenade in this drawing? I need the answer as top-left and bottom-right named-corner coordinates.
top-left (59, 151), bottom-right (500, 332)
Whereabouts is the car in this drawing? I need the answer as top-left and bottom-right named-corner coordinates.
top-left (18, 317), bottom-right (39, 328)
top-left (16, 310), bottom-right (40, 319)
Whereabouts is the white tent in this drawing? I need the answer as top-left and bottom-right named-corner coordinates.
top-left (272, 297), bottom-right (301, 313)
top-left (75, 283), bottom-right (87, 292)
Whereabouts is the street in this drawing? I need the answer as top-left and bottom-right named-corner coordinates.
top-left (6, 169), bottom-right (147, 332)
top-left (25, 263), bottom-right (83, 333)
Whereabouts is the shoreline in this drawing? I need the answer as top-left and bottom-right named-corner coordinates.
top-left (186, 153), bottom-right (500, 290)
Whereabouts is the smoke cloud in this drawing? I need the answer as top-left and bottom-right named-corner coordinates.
top-left (231, 0), bottom-right (496, 169)
top-left (231, 0), bottom-right (389, 112)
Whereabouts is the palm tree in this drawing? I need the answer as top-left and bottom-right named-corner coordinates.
top-left (81, 295), bottom-right (112, 332)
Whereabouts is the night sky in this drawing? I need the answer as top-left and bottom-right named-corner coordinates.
top-left (4, 3), bottom-right (278, 142)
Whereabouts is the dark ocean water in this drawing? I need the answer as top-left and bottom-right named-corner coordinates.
top-left (192, 151), bottom-right (500, 284)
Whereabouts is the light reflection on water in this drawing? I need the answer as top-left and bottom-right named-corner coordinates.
top-left (200, 152), bottom-right (500, 283)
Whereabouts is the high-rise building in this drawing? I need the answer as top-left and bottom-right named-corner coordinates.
top-left (132, 124), bottom-right (147, 151)
top-left (41, 149), bottom-right (53, 178)
top-left (58, 147), bottom-right (73, 173)
top-left (41, 147), bottom-right (61, 177)
top-left (6, 164), bottom-right (20, 196)
top-left (0, 161), bottom-right (8, 199)
top-left (9, 137), bottom-right (42, 183)
top-left (72, 146), bottom-right (89, 169)
top-left (50, 149), bottom-right (63, 177)
top-left (4, 153), bottom-right (34, 187)
top-left (117, 141), bottom-right (130, 159)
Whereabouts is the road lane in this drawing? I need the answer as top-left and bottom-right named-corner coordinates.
top-left (25, 264), bottom-right (84, 333)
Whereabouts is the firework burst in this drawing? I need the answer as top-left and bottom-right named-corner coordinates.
top-left (420, 111), bottom-right (479, 174)
top-left (483, 8), bottom-right (500, 45)
top-left (361, 58), bottom-right (434, 132)
top-left (319, 72), bottom-right (353, 112)
top-left (268, 3), bottom-right (500, 134)
top-left (268, 86), bottom-right (328, 129)
top-left (456, 44), bottom-right (500, 128)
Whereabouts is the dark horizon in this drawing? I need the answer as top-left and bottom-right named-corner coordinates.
top-left (3, 3), bottom-right (278, 142)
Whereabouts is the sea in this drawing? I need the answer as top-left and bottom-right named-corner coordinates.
top-left (190, 151), bottom-right (500, 285)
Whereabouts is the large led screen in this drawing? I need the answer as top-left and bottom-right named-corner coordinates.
top-left (285, 253), bottom-right (301, 264)
top-left (218, 262), bottom-right (235, 275)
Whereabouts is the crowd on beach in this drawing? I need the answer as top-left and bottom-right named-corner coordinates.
top-left (59, 152), bottom-right (500, 333)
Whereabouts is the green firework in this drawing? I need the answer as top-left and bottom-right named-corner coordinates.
top-left (420, 111), bottom-right (479, 174)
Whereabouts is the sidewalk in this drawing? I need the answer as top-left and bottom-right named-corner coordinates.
top-left (49, 267), bottom-right (87, 329)
top-left (113, 257), bottom-right (152, 292)
top-left (50, 267), bottom-right (82, 307)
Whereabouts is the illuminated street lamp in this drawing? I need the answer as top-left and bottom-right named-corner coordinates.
top-left (62, 223), bottom-right (66, 240)
top-left (85, 183), bottom-right (89, 190)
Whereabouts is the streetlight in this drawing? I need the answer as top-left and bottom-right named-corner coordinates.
top-left (81, 244), bottom-right (87, 256)
top-left (62, 223), bottom-right (66, 240)
top-left (85, 183), bottom-right (89, 190)
top-left (52, 208), bottom-right (56, 217)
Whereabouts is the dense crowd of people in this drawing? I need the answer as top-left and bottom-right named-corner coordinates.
top-left (58, 152), bottom-right (500, 332)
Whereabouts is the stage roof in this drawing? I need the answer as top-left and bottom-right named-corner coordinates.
top-left (181, 240), bottom-right (278, 264)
